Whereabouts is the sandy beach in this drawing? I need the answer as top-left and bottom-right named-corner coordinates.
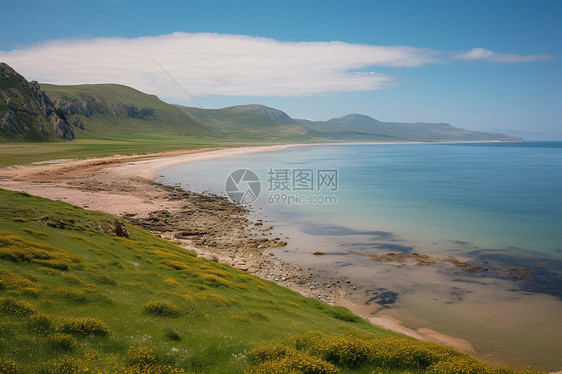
top-left (0, 145), bottom-right (483, 356)
top-left (109, 145), bottom-right (290, 179)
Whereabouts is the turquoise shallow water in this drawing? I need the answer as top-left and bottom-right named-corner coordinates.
top-left (157, 142), bottom-right (562, 370)
top-left (342, 142), bottom-right (561, 255)
top-left (160, 142), bottom-right (562, 259)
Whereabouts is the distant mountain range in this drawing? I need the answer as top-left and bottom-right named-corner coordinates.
top-left (0, 62), bottom-right (521, 143)
top-left (296, 113), bottom-right (520, 142)
top-left (487, 128), bottom-right (562, 141)
top-left (179, 105), bottom-right (521, 142)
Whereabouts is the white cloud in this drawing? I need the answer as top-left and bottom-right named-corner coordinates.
top-left (0, 33), bottom-right (553, 102)
top-left (453, 47), bottom-right (553, 63)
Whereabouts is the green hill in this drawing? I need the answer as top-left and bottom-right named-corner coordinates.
top-left (177, 105), bottom-right (311, 142)
top-left (0, 188), bottom-right (384, 373)
top-left (0, 63), bottom-right (521, 167)
top-left (41, 83), bottom-right (215, 141)
top-left (0, 189), bottom-right (544, 373)
top-left (1, 62), bottom-right (521, 146)
top-left (225, 104), bottom-right (301, 126)
top-left (180, 105), bottom-right (521, 143)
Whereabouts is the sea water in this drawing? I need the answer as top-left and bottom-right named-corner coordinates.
top-left (157, 142), bottom-right (562, 370)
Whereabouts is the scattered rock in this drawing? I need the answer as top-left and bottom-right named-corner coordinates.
top-left (113, 220), bottom-right (130, 238)
top-left (72, 116), bottom-right (85, 130)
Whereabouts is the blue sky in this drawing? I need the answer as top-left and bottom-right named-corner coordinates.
top-left (1, 0), bottom-right (560, 132)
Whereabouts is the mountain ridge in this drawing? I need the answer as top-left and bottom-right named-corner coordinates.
top-left (326, 113), bottom-right (384, 125)
top-left (0, 62), bottom-right (522, 143)
top-left (487, 128), bottom-right (562, 141)
top-left (225, 104), bottom-right (300, 125)
top-left (296, 112), bottom-right (522, 142)
top-left (179, 104), bottom-right (521, 142)
top-left (176, 104), bottom-right (310, 142)
top-left (41, 83), bottom-right (212, 140)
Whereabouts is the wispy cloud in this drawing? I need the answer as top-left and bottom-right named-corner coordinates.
top-left (0, 33), bottom-right (553, 101)
top-left (452, 47), bottom-right (553, 63)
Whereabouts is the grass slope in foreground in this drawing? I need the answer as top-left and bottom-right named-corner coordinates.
top-left (0, 189), bottom-right (544, 374)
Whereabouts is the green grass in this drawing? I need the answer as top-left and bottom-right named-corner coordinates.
top-left (0, 82), bottom-right (341, 167)
top-left (41, 83), bottom-right (314, 145)
top-left (42, 84), bottom-right (176, 110)
top-left (0, 188), bottom-right (545, 373)
top-left (0, 82), bottom-right (322, 167)
top-left (0, 188), bottom-right (390, 373)
top-left (179, 106), bottom-right (313, 142)
top-left (2, 79), bottom-right (513, 157)
top-left (0, 133), bottom-right (320, 168)
top-left (0, 137), bottom-right (241, 168)
top-left (40, 83), bottom-right (217, 139)
top-left (2, 81), bottom-right (236, 166)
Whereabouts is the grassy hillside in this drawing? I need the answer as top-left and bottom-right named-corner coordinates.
top-left (0, 84), bottom-right (266, 168)
top-left (178, 106), bottom-right (313, 142)
top-left (2, 59), bottom-right (520, 156)
top-left (41, 84), bottom-right (215, 141)
top-left (0, 84), bottom-right (312, 168)
top-left (1, 73), bottom-right (520, 167)
top-left (0, 189), bottom-right (544, 373)
top-left (0, 137), bottom-right (222, 168)
top-left (43, 84), bottom-right (182, 111)
top-left (0, 188), bottom-right (389, 373)
top-left (224, 105), bottom-right (301, 126)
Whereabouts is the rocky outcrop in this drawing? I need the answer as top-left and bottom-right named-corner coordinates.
top-left (47, 92), bottom-right (187, 124)
top-left (48, 93), bottom-right (154, 118)
top-left (49, 112), bottom-right (74, 139)
top-left (72, 116), bottom-right (84, 130)
top-left (1, 111), bottom-right (19, 133)
top-left (0, 62), bottom-right (74, 141)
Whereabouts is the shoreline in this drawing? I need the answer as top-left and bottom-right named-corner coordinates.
top-left (91, 140), bottom-right (510, 180)
top-left (0, 143), bottom-right (555, 370)
top-left (108, 145), bottom-right (290, 180)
